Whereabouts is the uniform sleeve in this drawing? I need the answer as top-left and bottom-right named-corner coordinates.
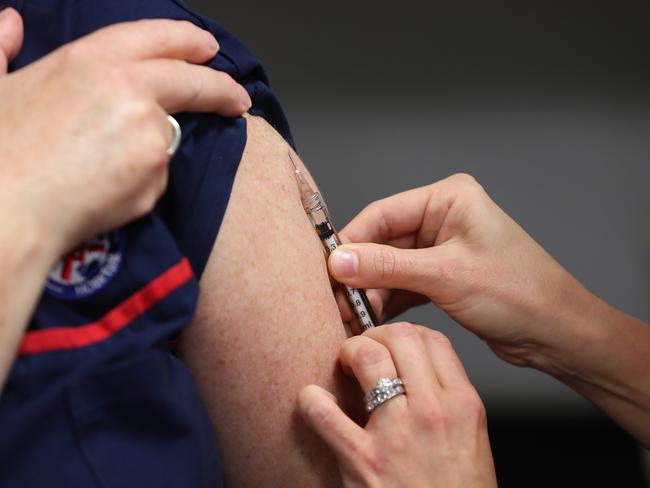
top-left (70, 0), bottom-right (295, 278)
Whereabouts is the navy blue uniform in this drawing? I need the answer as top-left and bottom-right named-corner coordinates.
top-left (0, 1), bottom-right (293, 486)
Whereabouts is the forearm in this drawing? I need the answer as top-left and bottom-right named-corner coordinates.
top-left (0, 207), bottom-right (55, 389)
top-left (530, 277), bottom-right (650, 447)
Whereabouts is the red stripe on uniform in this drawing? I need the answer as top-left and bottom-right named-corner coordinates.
top-left (19, 258), bottom-right (194, 356)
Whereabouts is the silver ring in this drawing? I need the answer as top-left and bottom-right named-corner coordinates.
top-left (364, 377), bottom-right (405, 413)
top-left (166, 115), bottom-right (182, 156)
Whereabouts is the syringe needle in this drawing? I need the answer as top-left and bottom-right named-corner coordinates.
top-left (288, 151), bottom-right (299, 172)
top-left (288, 151), bottom-right (316, 201)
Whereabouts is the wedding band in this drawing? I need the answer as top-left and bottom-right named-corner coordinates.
top-left (166, 115), bottom-right (182, 156)
top-left (364, 377), bottom-right (406, 413)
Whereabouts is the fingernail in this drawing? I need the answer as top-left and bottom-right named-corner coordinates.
top-left (238, 84), bottom-right (252, 110)
top-left (204, 31), bottom-right (219, 53)
top-left (0, 7), bottom-right (11, 19)
top-left (331, 248), bottom-right (358, 277)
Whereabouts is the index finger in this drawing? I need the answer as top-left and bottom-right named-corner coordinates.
top-left (364, 322), bottom-right (440, 399)
top-left (135, 59), bottom-right (250, 115)
top-left (0, 7), bottom-right (24, 74)
top-left (80, 19), bottom-right (219, 64)
top-left (340, 178), bottom-right (456, 246)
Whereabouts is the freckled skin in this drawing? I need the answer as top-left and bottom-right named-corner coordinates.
top-left (178, 115), bottom-right (359, 487)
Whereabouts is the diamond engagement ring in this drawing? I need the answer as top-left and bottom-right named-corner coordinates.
top-left (364, 377), bottom-right (406, 413)
top-left (166, 115), bottom-right (182, 156)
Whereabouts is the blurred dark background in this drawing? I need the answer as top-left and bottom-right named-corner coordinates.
top-left (191, 1), bottom-right (650, 485)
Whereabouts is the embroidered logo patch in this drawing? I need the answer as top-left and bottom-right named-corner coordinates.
top-left (46, 231), bottom-right (125, 300)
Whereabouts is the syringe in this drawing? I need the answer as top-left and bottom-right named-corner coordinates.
top-left (289, 153), bottom-right (378, 331)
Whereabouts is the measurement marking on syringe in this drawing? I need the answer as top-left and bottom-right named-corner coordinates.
top-left (289, 151), bottom-right (377, 330)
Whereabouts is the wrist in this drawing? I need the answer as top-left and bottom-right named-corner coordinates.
top-left (526, 271), bottom-right (611, 380)
top-left (0, 201), bottom-right (61, 277)
top-left (0, 203), bottom-right (61, 388)
top-left (529, 280), bottom-right (650, 446)
top-left (498, 253), bottom-right (604, 374)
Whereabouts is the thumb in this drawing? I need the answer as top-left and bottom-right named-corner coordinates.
top-left (298, 385), bottom-right (368, 461)
top-left (0, 7), bottom-right (24, 75)
top-left (329, 243), bottom-right (443, 297)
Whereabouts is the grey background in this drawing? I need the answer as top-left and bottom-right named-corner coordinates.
top-left (190, 0), bottom-right (649, 462)
top-left (189, 0), bottom-right (649, 411)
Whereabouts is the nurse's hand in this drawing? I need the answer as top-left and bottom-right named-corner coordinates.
top-left (299, 322), bottom-right (497, 488)
top-left (328, 175), bottom-right (650, 450)
top-left (0, 10), bottom-right (251, 389)
top-left (0, 10), bottom-right (251, 260)
top-left (328, 174), bottom-right (589, 368)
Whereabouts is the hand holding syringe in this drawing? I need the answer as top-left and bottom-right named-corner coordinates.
top-left (289, 153), bottom-right (377, 331)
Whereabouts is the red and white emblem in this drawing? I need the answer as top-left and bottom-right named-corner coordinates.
top-left (46, 231), bottom-right (124, 300)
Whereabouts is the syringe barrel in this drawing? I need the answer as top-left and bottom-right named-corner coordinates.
top-left (304, 192), bottom-right (377, 330)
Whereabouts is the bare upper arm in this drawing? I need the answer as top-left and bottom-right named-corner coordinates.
top-left (177, 114), bottom-right (358, 487)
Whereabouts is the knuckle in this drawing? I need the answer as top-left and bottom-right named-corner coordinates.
top-left (60, 39), bottom-right (94, 64)
top-left (447, 387), bottom-right (488, 429)
top-left (450, 172), bottom-right (485, 196)
top-left (475, 400), bottom-right (488, 426)
top-left (474, 400), bottom-right (488, 426)
top-left (147, 132), bottom-right (171, 167)
top-left (125, 99), bottom-right (159, 128)
top-left (104, 66), bottom-right (142, 96)
top-left (306, 397), bottom-right (336, 430)
top-left (384, 322), bottom-right (419, 340)
top-left (451, 173), bottom-right (478, 186)
top-left (139, 19), bottom-right (170, 49)
top-left (373, 246), bottom-right (397, 281)
top-left (352, 342), bottom-right (390, 371)
top-left (171, 19), bottom-right (197, 34)
top-left (413, 398), bottom-right (448, 428)
top-left (181, 65), bottom-right (205, 106)
top-left (423, 329), bottom-right (452, 346)
top-left (225, 76), bottom-right (241, 103)
top-left (133, 92), bottom-right (160, 116)
top-left (128, 125), bottom-right (169, 170)
top-left (363, 200), bottom-right (381, 216)
top-left (458, 388), bottom-right (488, 422)
top-left (450, 172), bottom-right (478, 186)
